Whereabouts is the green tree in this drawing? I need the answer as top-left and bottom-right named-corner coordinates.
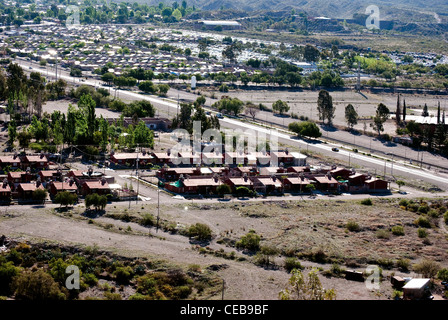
top-left (32, 188), bottom-right (48, 203)
top-left (317, 90), bottom-right (335, 125)
top-left (345, 104), bottom-right (358, 129)
top-left (8, 119), bottom-right (17, 145)
top-left (217, 184), bottom-right (231, 197)
top-left (0, 261), bottom-right (20, 296)
top-left (54, 191), bottom-right (78, 209)
top-left (371, 103), bottom-right (390, 136)
top-left (279, 268), bottom-right (336, 300)
top-left (139, 81), bottom-right (156, 93)
top-left (78, 94), bottom-right (96, 144)
top-left (272, 100), bottom-right (290, 115)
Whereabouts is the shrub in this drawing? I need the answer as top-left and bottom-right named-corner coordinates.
top-left (391, 225), bottom-right (405, 236)
top-left (377, 258), bottom-right (394, 269)
top-left (284, 258), bottom-right (303, 273)
top-left (396, 258), bottom-right (410, 272)
top-left (360, 198), bottom-right (373, 206)
top-left (376, 229), bottom-right (390, 239)
top-left (104, 292), bottom-right (122, 300)
top-left (346, 220), bottom-right (360, 232)
top-left (412, 259), bottom-right (441, 278)
top-left (0, 261), bottom-right (20, 296)
top-left (417, 205), bottom-right (429, 214)
top-left (407, 203), bottom-right (419, 212)
top-left (444, 211), bottom-right (448, 225)
top-left (392, 290), bottom-right (402, 300)
top-left (140, 213), bottom-right (155, 226)
top-left (83, 273), bottom-right (98, 286)
top-left (330, 264), bottom-right (345, 277)
top-left (113, 266), bottom-right (134, 284)
top-left (428, 209), bottom-right (440, 218)
top-left (236, 230), bottom-right (261, 251)
top-left (398, 199), bottom-right (409, 207)
top-left (187, 264), bottom-right (202, 273)
top-left (414, 216), bottom-right (431, 228)
top-left (437, 268), bottom-right (448, 282)
top-left (188, 223), bottom-right (212, 241)
top-left (417, 228), bottom-right (428, 238)
top-left (12, 269), bottom-right (67, 300)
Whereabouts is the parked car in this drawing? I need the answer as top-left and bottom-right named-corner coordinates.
top-left (216, 113), bottom-right (224, 119)
top-left (332, 147), bottom-right (339, 152)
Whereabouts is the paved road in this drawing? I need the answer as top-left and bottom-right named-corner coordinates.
top-left (16, 59), bottom-right (448, 191)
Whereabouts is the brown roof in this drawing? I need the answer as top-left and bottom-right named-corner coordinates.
top-left (314, 176), bottom-right (338, 184)
top-left (272, 151), bottom-right (294, 158)
top-left (0, 156), bottom-right (20, 163)
top-left (287, 166), bottom-right (307, 173)
top-left (18, 183), bottom-right (44, 191)
top-left (24, 155), bottom-right (48, 162)
top-left (330, 167), bottom-right (351, 174)
top-left (50, 182), bottom-right (78, 191)
top-left (228, 177), bottom-right (252, 186)
top-left (182, 178), bottom-right (221, 187)
top-left (0, 183), bottom-right (11, 192)
top-left (8, 171), bottom-right (23, 178)
top-left (285, 177), bottom-right (311, 185)
top-left (39, 170), bottom-right (59, 177)
top-left (365, 178), bottom-right (387, 184)
top-left (83, 180), bottom-right (110, 190)
top-left (152, 153), bottom-right (174, 160)
top-left (256, 177), bottom-right (282, 187)
top-left (167, 168), bottom-right (197, 174)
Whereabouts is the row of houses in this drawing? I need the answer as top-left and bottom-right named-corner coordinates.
top-left (110, 150), bottom-right (308, 167)
top-left (160, 165), bottom-right (389, 195)
top-left (0, 168), bottom-right (116, 201)
top-left (0, 154), bottom-right (48, 171)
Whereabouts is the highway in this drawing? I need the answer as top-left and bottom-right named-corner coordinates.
top-left (15, 59), bottom-right (448, 191)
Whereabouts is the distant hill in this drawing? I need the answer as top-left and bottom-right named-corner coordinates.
top-left (143, 0), bottom-right (448, 23)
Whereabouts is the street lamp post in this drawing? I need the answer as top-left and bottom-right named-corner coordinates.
top-left (156, 188), bottom-right (160, 233)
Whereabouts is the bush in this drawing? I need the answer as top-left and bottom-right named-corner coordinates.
top-left (188, 223), bottom-right (212, 241)
top-left (0, 261), bottom-right (20, 296)
top-left (412, 259), bottom-right (441, 278)
top-left (376, 229), bottom-right (390, 239)
top-left (414, 216), bottom-right (431, 228)
top-left (140, 213), bottom-right (155, 226)
top-left (216, 184), bottom-right (232, 197)
top-left (236, 230), bottom-right (261, 251)
top-left (396, 258), bottom-right (410, 272)
top-left (83, 273), bottom-right (98, 286)
top-left (417, 205), bottom-right (429, 214)
top-left (330, 264), bottom-right (345, 277)
top-left (444, 211), bottom-right (448, 225)
top-left (398, 199), bottom-right (409, 207)
top-left (391, 225), bottom-right (405, 236)
top-left (417, 228), bottom-right (428, 238)
top-left (114, 266), bottom-right (134, 284)
top-left (346, 220), bottom-right (360, 232)
top-left (284, 258), bottom-right (303, 273)
top-left (13, 269), bottom-right (67, 300)
top-left (407, 203), bottom-right (419, 212)
top-left (360, 198), bottom-right (373, 206)
top-left (428, 209), bottom-right (440, 218)
top-left (437, 268), bottom-right (448, 282)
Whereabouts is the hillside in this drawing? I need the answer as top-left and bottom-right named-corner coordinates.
top-left (143, 0), bottom-right (448, 23)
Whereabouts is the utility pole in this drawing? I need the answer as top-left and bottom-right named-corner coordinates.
top-left (156, 188), bottom-right (160, 233)
top-left (136, 147), bottom-right (139, 204)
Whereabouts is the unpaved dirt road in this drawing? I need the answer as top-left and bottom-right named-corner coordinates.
top-left (0, 204), bottom-right (389, 300)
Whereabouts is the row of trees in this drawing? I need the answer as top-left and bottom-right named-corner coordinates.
top-left (0, 1), bottom-right (196, 27)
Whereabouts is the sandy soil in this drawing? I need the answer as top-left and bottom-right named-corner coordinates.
top-left (1, 197), bottom-right (445, 300)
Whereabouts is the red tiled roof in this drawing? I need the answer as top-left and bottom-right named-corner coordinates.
top-left (51, 182), bottom-right (77, 191)
top-left (182, 178), bottom-right (221, 187)
top-left (228, 177), bottom-right (252, 186)
top-left (18, 183), bottom-right (44, 191)
top-left (83, 180), bottom-right (110, 189)
top-left (285, 177), bottom-right (311, 185)
top-left (0, 156), bottom-right (20, 163)
top-left (24, 155), bottom-right (48, 162)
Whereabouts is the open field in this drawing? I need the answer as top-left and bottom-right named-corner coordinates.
top-left (1, 196), bottom-right (447, 300)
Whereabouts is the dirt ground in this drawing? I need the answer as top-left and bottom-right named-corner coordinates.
top-left (1, 197), bottom-right (446, 300)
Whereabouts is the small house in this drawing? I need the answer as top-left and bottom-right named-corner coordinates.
top-left (253, 176), bottom-right (283, 194)
top-left (313, 174), bottom-right (339, 191)
top-left (48, 180), bottom-right (78, 196)
top-left (81, 179), bottom-right (110, 196)
top-left (402, 279), bottom-right (431, 300)
top-left (330, 167), bottom-right (352, 180)
top-left (364, 177), bottom-right (389, 191)
top-left (16, 183), bottom-right (45, 199)
top-left (283, 176), bottom-right (311, 192)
